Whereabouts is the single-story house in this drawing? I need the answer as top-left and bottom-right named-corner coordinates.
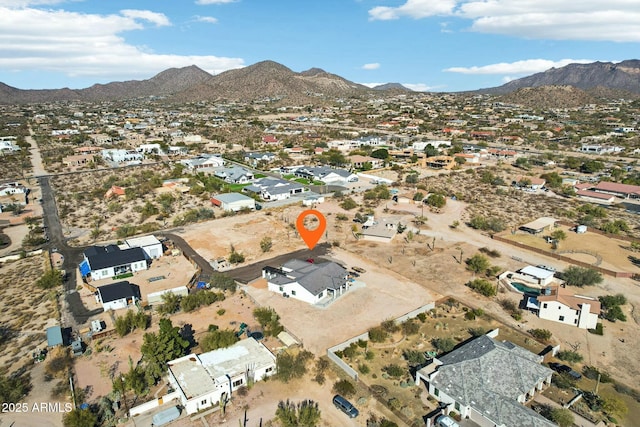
top-left (349, 155), bottom-right (383, 169)
top-left (212, 166), bottom-right (254, 184)
top-left (515, 176), bottom-right (546, 190)
top-left (63, 154), bottom-right (95, 167)
top-left (535, 286), bottom-right (600, 329)
top-left (124, 235), bottom-right (164, 259)
top-left (519, 217), bottom-right (558, 235)
top-left (590, 181), bottom-right (640, 199)
top-left (244, 152), bottom-right (276, 166)
top-left (79, 245), bottom-right (148, 281)
top-left (294, 166), bottom-right (358, 184)
top-left (517, 265), bottom-right (556, 286)
top-left (104, 185), bottom-right (126, 199)
top-left (262, 259), bottom-right (349, 304)
top-left (168, 338), bottom-right (276, 414)
top-left (576, 189), bottom-right (615, 204)
top-left (181, 154), bottom-right (225, 174)
top-left (101, 149), bottom-right (143, 163)
top-left (415, 330), bottom-right (555, 427)
top-left (95, 281), bottom-right (141, 311)
top-left (0, 182), bottom-right (28, 197)
top-left (243, 177), bottom-right (305, 201)
top-left (360, 218), bottom-right (398, 243)
top-left (210, 193), bottom-right (256, 212)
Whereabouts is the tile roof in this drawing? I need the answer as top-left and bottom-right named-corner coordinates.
top-left (594, 181), bottom-right (640, 195)
top-left (537, 286), bottom-right (601, 314)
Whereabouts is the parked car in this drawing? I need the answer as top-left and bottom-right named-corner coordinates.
top-left (549, 362), bottom-right (582, 379)
top-left (333, 395), bottom-right (358, 418)
top-left (352, 266), bottom-right (366, 274)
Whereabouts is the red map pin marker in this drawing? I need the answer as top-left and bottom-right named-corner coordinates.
top-left (296, 209), bottom-right (326, 250)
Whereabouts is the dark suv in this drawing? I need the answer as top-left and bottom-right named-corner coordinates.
top-left (549, 362), bottom-right (582, 379)
top-left (333, 394), bottom-right (359, 418)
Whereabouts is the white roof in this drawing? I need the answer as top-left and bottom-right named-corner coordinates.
top-left (168, 355), bottom-right (219, 399)
top-left (198, 338), bottom-right (275, 379)
top-left (519, 265), bottom-right (555, 280)
top-left (125, 235), bottom-right (161, 248)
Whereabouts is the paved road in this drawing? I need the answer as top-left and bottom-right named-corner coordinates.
top-left (158, 232), bottom-right (215, 276)
top-left (39, 175), bottom-right (102, 325)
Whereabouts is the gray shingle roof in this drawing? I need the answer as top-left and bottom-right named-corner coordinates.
top-left (268, 260), bottom-right (347, 296)
top-left (432, 335), bottom-right (555, 427)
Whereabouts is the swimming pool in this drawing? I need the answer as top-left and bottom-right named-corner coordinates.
top-left (510, 282), bottom-right (543, 295)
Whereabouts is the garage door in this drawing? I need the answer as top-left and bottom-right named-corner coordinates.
top-left (149, 248), bottom-right (160, 258)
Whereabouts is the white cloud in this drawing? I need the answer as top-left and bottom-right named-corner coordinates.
top-left (0, 7), bottom-right (244, 80)
top-left (403, 83), bottom-right (438, 91)
top-left (120, 9), bottom-right (171, 27)
top-left (369, 0), bottom-right (456, 20)
top-left (362, 63), bottom-right (380, 70)
top-left (195, 0), bottom-right (237, 4)
top-left (444, 58), bottom-right (596, 75)
top-left (194, 15), bottom-right (218, 24)
top-left (369, 0), bottom-right (640, 42)
top-left (0, 0), bottom-right (66, 5)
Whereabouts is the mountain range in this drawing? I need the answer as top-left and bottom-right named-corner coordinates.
top-left (1, 59), bottom-right (639, 105)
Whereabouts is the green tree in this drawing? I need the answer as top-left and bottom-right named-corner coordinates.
top-left (0, 372), bottom-right (31, 402)
top-left (260, 236), bottom-right (273, 253)
top-left (228, 251), bottom-right (245, 264)
top-left (371, 148), bottom-right (389, 159)
top-left (465, 254), bottom-right (491, 274)
top-left (528, 329), bottom-right (553, 343)
top-left (276, 400), bottom-right (321, 427)
top-left (405, 173), bottom-right (419, 184)
top-left (199, 328), bottom-right (239, 352)
top-left (432, 337), bottom-right (456, 353)
top-left (340, 197), bottom-right (357, 210)
top-left (36, 269), bottom-right (63, 289)
top-left (550, 229), bottom-right (567, 242)
top-left (558, 266), bottom-right (603, 287)
top-left (466, 278), bottom-right (497, 297)
top-left (158, 292), bottom-right (182, 315)
top-left (276, 350), bottom-right (313, 382)
top-left (426, 193), bottom-right (446, 208)
top-left (549, 407), bottom-right (574, 427)
top-left (62, 408), bottom-right (98, 427)
top-left (332, 379), bottom-right (356, 398)
top-left (557, 350), bottom-right (583, 363)
top-left (140, 318), bottom-right (190, 383)
top-left (601, 395), bottom-right (628, 419)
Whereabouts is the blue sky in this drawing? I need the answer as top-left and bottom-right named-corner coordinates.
top-left (0, 0), bottom-right (638, 92)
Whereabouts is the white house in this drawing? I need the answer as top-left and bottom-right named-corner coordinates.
top-left (95, 281), bottom-right (141, 311)
top-left (168, 338), bottom-right (276, 415)
top-left (415, 330), bottom-right (555, 427)
top-left (0, 138), bottom-right (20, 153)
top-left (181, 154), bottom-right (225, 173)
top-left (535, 286), bottom-right (600, 329)
top-left (243, 177), bottom-right (305, 201)
top-left (101, 149), bottom-right (144, 163)
top-left (210, 193), bottom-right (256, 212)
top-left (294, 166), bottom-right (358, 185)
top-left (79, 245), bottom-right (148, 281)
top-left (263, 259), bottom-right (349, 304)
top-left (517, 265), bottom-right (556, 286)
top-left (0, 182), bottom-right (28, 197)
top-left (124, 235), bottom-right (164, 259)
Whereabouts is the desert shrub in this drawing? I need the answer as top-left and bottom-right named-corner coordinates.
top-left (528, 328), bottom-right (553, 343)
top-left (199, 328), bottom-right (239, 352)
top-left (210, 273), bottom-right (236, 292)
top-left (181, 291), bottom-right (225, 313)
top-left (468, 327), bottom-right (487, 337)
top-left (340, 197), bottom-right (358, 210)
top-left (276, 350), bottom-right (313, 383)
top-left (401, 319), bottom-right (420, 335)
top-left (276, 399), bottom-right (321, 427)
top-left (416, 312), bottom-right (427, 323)
top-left (557, 350), bottom-right (583, 363)
top-left (358, 363), bottom-right (370, 374)
top-left (588, 323), bottom-right (604, 335)
top-left (582, 366), bottom-right (613, 383)
top-left (253, 307), bottom-right (284, 337)
top-left (478, 247), bottom-right (501, 258)
top-left (368, 326), bottom-right (388, 343)
top-left (432, 337), bottom-right (456, 353)
top-left (332, 379), bottom-right (356, 398)
top-left (403, 350), bottom-right (427, 366)
top-left (381, 319), bottom-right (399, 333)
top-left (383, 364), bottom-right (405, 378)
top-left (466, 278), bottom-right (496, 297)
top-left (557, 266), bottom-right (603, 287)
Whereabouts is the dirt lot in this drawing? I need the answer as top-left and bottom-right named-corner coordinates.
top-left (501, 224), bottom-right (640, 273)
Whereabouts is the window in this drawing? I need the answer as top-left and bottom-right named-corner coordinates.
top-left (559, 315), bottom-right (565, 321)
top-left (291, 290), bottom-right (296, 296)
top-left (543, 303), bottom-right (548, 309)
top-left (266, 367), bottom-right (273, 373)
top-left (455, 402), bottom-right (460, 411)
top-left (201, 399), bottom-right (207, 405)
top-left (434, 388), bottom-right (439, 397)
top-left (233, 379), bottom-right (243, 387)
top-left (574, 319), bottom-right (578, 324)
top-left (279, 286), bottom-right (283, 292)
